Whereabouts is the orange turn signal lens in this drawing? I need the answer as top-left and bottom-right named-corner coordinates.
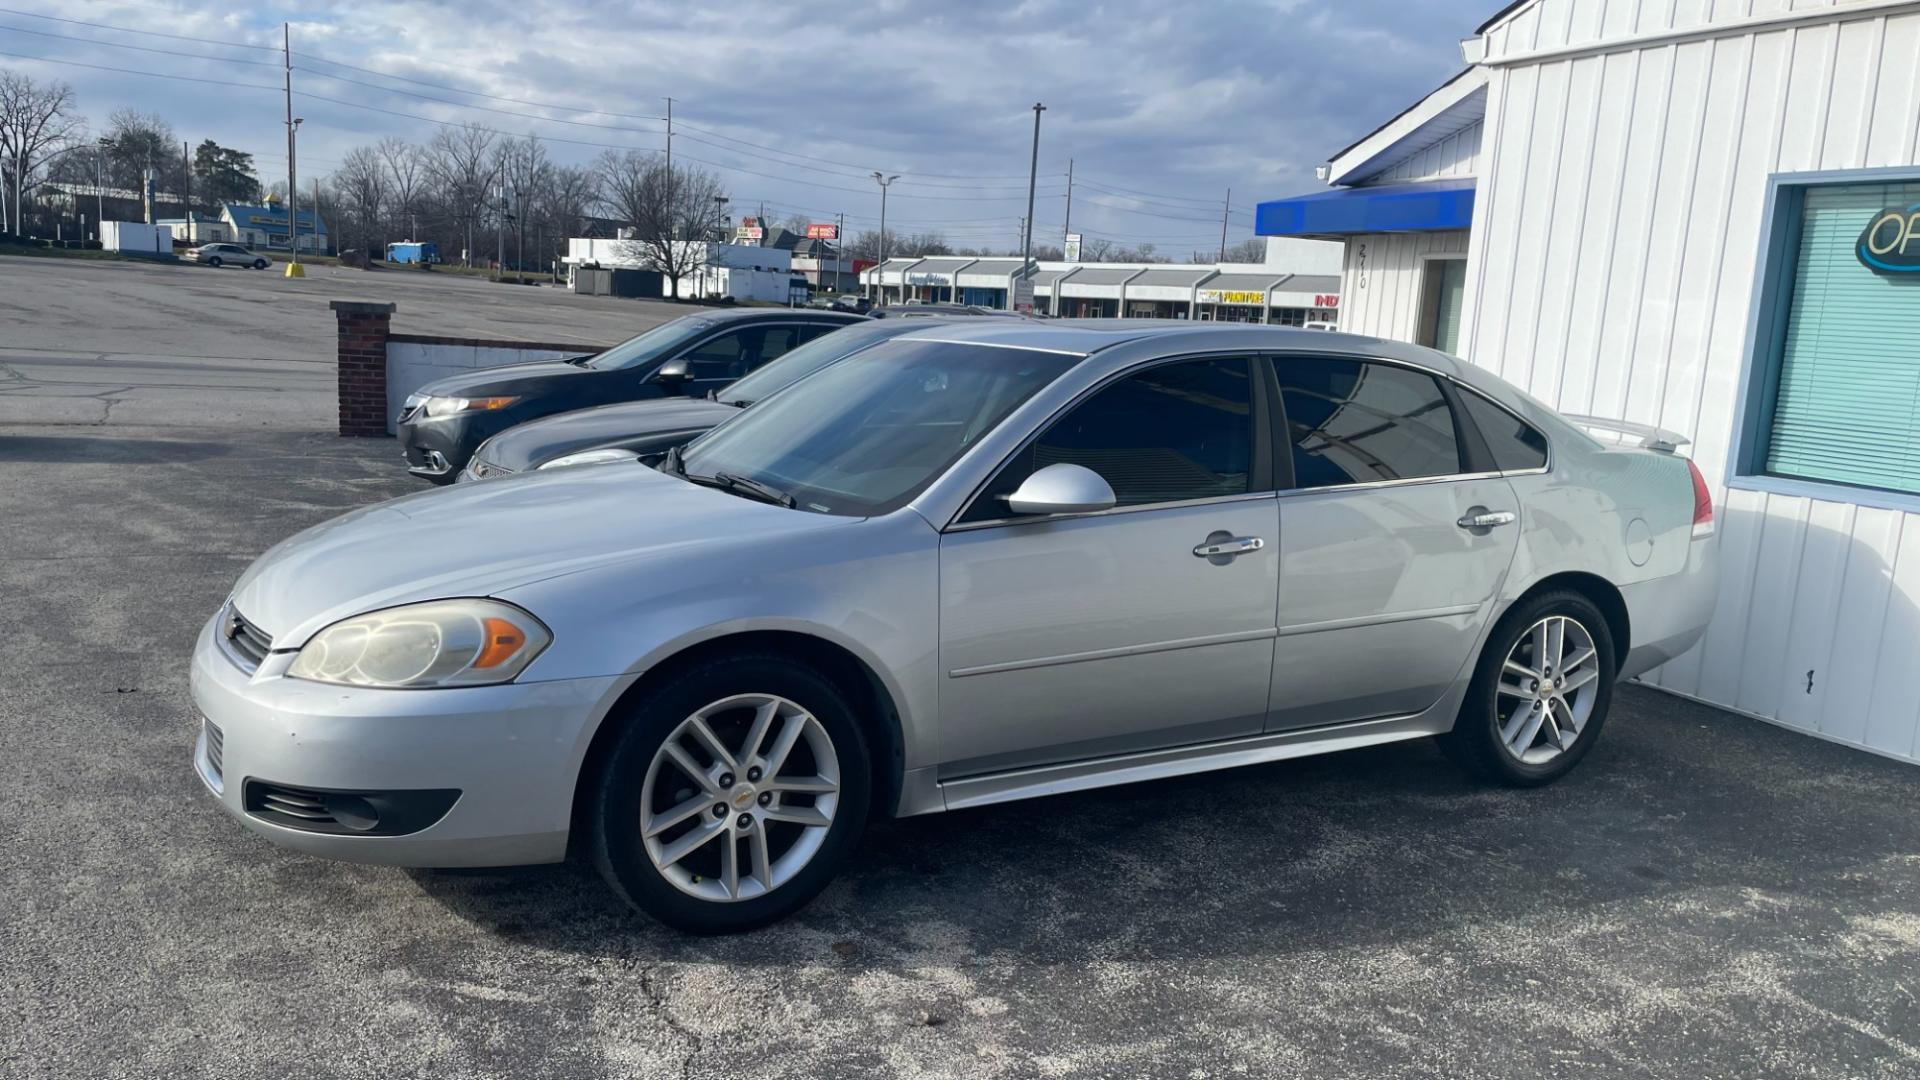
top-left (473, 617), bottom-right (528, 668)
top-left (467, 396), bottom-right (518, 411)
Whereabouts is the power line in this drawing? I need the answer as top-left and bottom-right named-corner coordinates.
top-left (0, 21), bottom-right (283, 66)
top-left (293, 52), bottom-right (668, 122)
top-left (0, 45), bottom-right (280, 90)
top-left (292, 64), bottom-right (669, 134)
top-left (0, 5), bottom-right (277, 51)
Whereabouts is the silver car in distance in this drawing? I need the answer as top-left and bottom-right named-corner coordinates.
top-left (191, 322), bottom-right (1719, 932)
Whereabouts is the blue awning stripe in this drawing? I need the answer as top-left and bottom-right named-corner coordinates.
top-left (1255, 178), bottom-right (1475, 237)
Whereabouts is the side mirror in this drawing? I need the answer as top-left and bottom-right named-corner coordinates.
top-left (653, 358), bottom-right (691, 390)
top-left (1003, 463), bottom-right (1116, 516)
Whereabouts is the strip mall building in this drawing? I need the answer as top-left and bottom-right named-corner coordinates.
top-left (1259, 0), bottom-right (1920, 764)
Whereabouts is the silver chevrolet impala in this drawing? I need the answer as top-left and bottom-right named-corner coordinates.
top-left (191, 322), bottom-right (1719, 931)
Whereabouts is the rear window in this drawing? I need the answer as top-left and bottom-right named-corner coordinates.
top-left (1458, 388), bottom-right (1549, 471)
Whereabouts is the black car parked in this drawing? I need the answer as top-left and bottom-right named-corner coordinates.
top-left (460, 317), bottom-right (945, 480)
top-left (397, 308), bottom-right (866, 482)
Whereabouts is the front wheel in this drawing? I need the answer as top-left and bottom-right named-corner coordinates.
top-left (207, 257), bottom-right (222, 268)
top-left (589, 653), bottom-right (871, 932)
top-left (1440, 590), bottom-right (1616, 786)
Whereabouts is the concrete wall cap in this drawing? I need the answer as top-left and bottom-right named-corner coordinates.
top-left (328, 300), bottom-right (397, 315)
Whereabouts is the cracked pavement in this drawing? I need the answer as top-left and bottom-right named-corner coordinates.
top-left (4, 259), bottom-right (1920, 1078)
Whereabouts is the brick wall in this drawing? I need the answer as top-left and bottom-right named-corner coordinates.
top-left (331, 300), bottom-right (396, 437)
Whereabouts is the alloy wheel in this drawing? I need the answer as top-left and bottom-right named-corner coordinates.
top-left (1494, 615), bottom-right (1602, 765)
top-left (639, 693), bottom-right (841, 902)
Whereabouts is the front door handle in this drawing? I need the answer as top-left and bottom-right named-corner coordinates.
top-left (1457, 509), bottom-right (1517, 530)
top-left (1193, 535), bottom-right (1265, 558)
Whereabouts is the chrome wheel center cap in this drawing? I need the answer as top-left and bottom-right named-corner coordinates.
top-left (730, 785), bottom-right (758, 812)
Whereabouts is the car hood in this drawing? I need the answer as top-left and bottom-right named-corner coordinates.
top-left (414, 359), bottom-right (597, 399)
top-left (479, 397), bottom-right (740, 471)
top-left (228, 461), bottom-right (849, 647)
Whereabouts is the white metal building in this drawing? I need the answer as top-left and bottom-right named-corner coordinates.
top-left (1259, 0), bottom-right (1920, 764)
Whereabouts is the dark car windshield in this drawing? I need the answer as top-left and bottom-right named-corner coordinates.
top-left (716, 320), bottom-right (916, 406)
top-left (678, 339), bottom-right (1076, 516)
top-left (581, 317), bottom-right (717, 370)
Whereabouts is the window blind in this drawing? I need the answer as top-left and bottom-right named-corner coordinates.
top-left (1765, 181), bottom-right (1920, 496)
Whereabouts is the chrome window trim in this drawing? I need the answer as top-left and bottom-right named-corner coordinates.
top-left (946, 490), bottom-right (1278, 533)
top-left (940, 348), bottom-right (1271, 532)
top-left (1271, 470), bottom-right (1506, 498)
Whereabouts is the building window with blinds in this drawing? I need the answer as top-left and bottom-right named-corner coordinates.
top-left (1750, 178), bottom-right (1920, 501)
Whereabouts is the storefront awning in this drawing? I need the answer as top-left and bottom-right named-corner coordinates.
top-left (1255, 178), bottom-right (1475, 237)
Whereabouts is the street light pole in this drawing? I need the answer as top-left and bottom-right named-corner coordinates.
top-left (871, 171), bottom-right (897, 304)
top-left (1021, 102), bottom-right (1046, 311)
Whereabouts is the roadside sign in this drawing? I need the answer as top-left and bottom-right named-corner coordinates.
top-left (1065, 233), bottom-right (1082, 263)
top-left (806, 223), bottom-right (839, 240)
top-left (1013, 272), bottom-right (1035, 313)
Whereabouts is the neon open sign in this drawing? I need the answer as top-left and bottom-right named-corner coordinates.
top-left (1857, 203), bottom-right (1920, 274)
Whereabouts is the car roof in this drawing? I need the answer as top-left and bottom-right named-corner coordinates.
top-left (885, 319), bottom-right (1469, 375)
top-left (691, 307), bottom-right (866, 325)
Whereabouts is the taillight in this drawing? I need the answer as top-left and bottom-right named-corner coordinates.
top-left (1686, 458), bottom-right (1714, 539)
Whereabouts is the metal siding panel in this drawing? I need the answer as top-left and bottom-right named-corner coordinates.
top-left (1469, 64), bottom-right (1542, 374)
top-left (1864, 515), bottom-right (1920, 755)
top-left (1818, 17), bottom-right (1881, 168)
top-left (1513, 59), bottom-right (1584, 396)
top-left (1557, 50), bottom-right (1642, 415)
top-left (1868, 13), bottom-right (1920, 166)
top-left (1817, 507), bottom-right (1904, 743)
top-left (1696, 486), bottom-right (1771, 703)
top-left (1588, 46), bottom-right (1674, 422)
top-left (1774, 500), bottom-right (1857, 729)
top-left (1735, 493), bottom-right (1812, 717)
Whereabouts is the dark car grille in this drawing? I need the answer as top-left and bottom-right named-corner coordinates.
top-left (203, 720), bottom-right (224, 782)
top-left (223, 606), bottom-right (274, 668)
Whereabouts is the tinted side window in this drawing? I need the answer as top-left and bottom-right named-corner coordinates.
top-left (1458, 388), bottom-right (1548, 471)
top-left (681, 328), bottom-right (759, 381)
top-left (966, 356), bottom-right (1255, 518)
top-left (756, 326), bottom-right (801, 366)
top-left (1273, 357), bottom-right (1460, 488)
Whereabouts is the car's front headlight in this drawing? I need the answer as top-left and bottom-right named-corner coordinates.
top-left (539, 447), bottom-right (641, 470)
top-left (286, 599), bottom-right (550, 688)
top-left (421, 395), bottom-right (517, 418)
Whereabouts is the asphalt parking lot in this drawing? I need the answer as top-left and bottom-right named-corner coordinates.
top-left (5, 263), bottom-right (1920, 1079)
top-left (0, 254), bottom-right (671, 427)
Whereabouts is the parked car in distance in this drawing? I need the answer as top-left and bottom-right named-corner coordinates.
top-left (828, 295), bottom-right (872, 314)
top-left (190, 243), bottom-right (269, 270)
top-left (871, 303), bottom-right (1020, 318)
top-left (461, 317), bottom-right (953, 481)
top-left (192, 322), bottom-right (1718, 932)
top-left (397, 308), bottom-right (867, 482)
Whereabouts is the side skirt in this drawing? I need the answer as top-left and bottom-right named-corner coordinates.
top-left (934, 711), bottom-right (1450, 813)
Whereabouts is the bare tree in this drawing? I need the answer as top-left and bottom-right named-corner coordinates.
top-left (423, 124), bottom-right (498, 266)
top-left (1077, 236), bottom-right (1115, 262)
top-left (538, 163), bottom-right (598, 266)
top-left (378, 136), bottom-right (425, 239)
top-left (495, 134), bottom-right (549, 273)
top-left (0, 71), bottom-right (83, 234)
top-left (329, 146), bottom-right (387, 268)
top-left (102, 109), bottom-right (182, 200)
top-left (594, 150), bottom-right (726, 300)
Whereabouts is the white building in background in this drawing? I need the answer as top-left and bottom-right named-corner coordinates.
top-left (1258, 0), bottom-right (1920, 765)
top-left (563, 238), bottom-right (801, 303)
top-left (857, 237), bottom-right (1344, 323)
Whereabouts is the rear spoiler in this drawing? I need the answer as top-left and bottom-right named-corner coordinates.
top-left (1561, 414), bottom-right (1690, 453)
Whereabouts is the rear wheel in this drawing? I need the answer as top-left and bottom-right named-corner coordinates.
top-left (589, 653), bottom-right (871, 932)
top-left (207, 256), bottom-right (222, 268)
top-left (1441, 590), bottom-right (1615, 786)
top-left (253, 259), bottom-right (268, 270)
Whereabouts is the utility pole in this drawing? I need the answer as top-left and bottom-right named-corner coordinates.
top-left (836, 211), bottom-right (844, 291)
top-left (663, 97), bottom-right (673, 241)
top-left (182, 140), bottom-right (191, 231)
top-left (1020, 102), bottom-right (1046, 312)
top-left (1219, 187), bottom-right (1231, 262)
top-left (1063, 157), bottom-right (1073, 248)
top-left (282, 22), bottom-right (304, 277)
top-left (871, 172), bottom-right (897, 303)
top-left (495, 185), bottom-right (505, 280)
top-left (515, 187), bottom-right (525, 283)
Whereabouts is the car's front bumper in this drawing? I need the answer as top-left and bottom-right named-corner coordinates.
top-left (189, 611), bottom-right (622, 867)
top-left (397, 410), bottom-right (513, 479)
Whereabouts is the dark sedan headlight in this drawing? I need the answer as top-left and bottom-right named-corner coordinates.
top-left (419, 394), bottom-right (518, 418)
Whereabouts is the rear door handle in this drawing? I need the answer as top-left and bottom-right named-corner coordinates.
top-left (1457, 509), bottom-right (1517, 529)
top-left (1193, 536), bottom-right (1265, 558)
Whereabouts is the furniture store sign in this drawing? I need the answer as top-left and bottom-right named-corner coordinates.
top-left (1857, 203), bottom-right (1920, 274)
top-left (1199, 289), bottom-right (1266, 305)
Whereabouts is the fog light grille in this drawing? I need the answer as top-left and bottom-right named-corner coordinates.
top-left (203, 720), bottom-right (224, 782)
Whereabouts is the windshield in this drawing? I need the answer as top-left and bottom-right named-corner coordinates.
top-left (581, 317), bottom-right (716, 370)
top-left (717, 320), bottom-right (915, 406)
top-left (679, 339), bottom-right (1076, 516)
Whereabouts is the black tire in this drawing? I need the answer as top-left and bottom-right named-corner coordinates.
top-left (253, 259), bottom-right (268, 270)
top-left (1440, 589), bottom-right (1617, 787)
top-left (207, 256), bottom-right (222, 268)
top-left (589, 652), bottom-right (872, 932)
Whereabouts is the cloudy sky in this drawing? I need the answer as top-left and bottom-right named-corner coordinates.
top-left (0, 1), bottom-right (1485, 253)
